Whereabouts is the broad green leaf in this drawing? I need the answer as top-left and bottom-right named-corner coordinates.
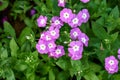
top-left (110, 32), bottom-right (119, 43)
top-left (56, 58), bottom-right (71, 70)
top-left (0, 1), bottom-right (9, 11)
top-left (70, 60), bottom-right (82, 77)
top-left (56, 71), bottom-right (69, 80)
top-left (10, 38), bottom-right (19, 57)
top-left (4, 21), bottom-right (16, 38)
top-left (89, 62), bottom-right (102, 72)
top-left (92, 21), bottom-right (109, 40)
top-left (24, 18), bottom-right (34, 28)
top-left (1, 49), bottom-right (8, 59)
top-left (112, 74), bottom-right (120, 80)
top-left (4, 68), bottom-right (15, 80)
top-left (84, 72), bottom-right (99, 80)
top-left (49, 70), bottom-right (55, 80)
top-left (14, 60), bottom-right (28, 71)
top-left (18, 27), bottom-right (33, 45)
top-left (110, 6), bottom-right (119, 19)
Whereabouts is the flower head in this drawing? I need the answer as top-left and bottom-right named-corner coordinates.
top-left (70, 28), bottom-right (82, 40)
top-left (78, 9), bottom-right (90, 23)
top-left (105, 56), bottom-right (119, 74)
top-left (60, 8), bottom-right (74, 23)
top-left (48, 45), bottom-right (65, 58)
top-left (80, 0), bottom-right (90, 3)
top-left (118, 49), bottom-right (120, 54)
top-left (47, 40), bottom-right (56, 52)
top-left (30, 9), bottom-right (36, 16)
top-left (48, 28), bottom-right (60, 40)
top-left (37, 15), bottom-right (47, 27)
top-left (68, 14), bottom-right (82, 28)
top-left (68, 41), bottom-right (83, 60)
top-left (36, 39), bottom-right (48, 54)
top-left (51, 16), bottom-right (63, 29)
top-left (78, 33), bottom-right (89, 47)
top-left (58, 0), bottom-right (66, 7)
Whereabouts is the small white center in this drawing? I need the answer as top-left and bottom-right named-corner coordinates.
top-left (50, 30), bottom-right (56, 36)
top-left (63, 12), bottom-right (69, 19)
top-left (55, 49), bottom-right (61, 54)
top-left (82, 13), bottom-right (87, 19)
top-left (108, 60), bottom-right (114, 65)
top-left (48, 43), bottom-right (53, 48)
top-left (81, 38), bottom-right (86, 43)
top-left (72, 18), bottom-right (79, 24)
top-left (40, 44), bottom-right (46, 50)
top-left (41, 33), bottom-right (44, 38)
top-left (73, 32), bottom-right (78, 37)
top-left (73, 45), bottom-right (79, 52)
top-left (40, 19), bottom-right (45, 24)
top-left (60, 0), bottom-right (64, 3)
top-left (46, 35), bottom-right (51, 41)
top-left (55, 20), bottom-right (60, 25)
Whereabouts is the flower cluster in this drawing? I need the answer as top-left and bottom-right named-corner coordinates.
top-left (36, 1), bottom-right (90, 60)
top-left (105, 56), bottom-right (118, 74)
top-left (117, 49), bottom-right (120, 59)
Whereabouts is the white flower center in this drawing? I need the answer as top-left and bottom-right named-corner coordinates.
top-left (82, 13), bottom-right (87, 19)
top-left (50, 30), bottom-right (56, 36)
top-left (81, 38), bottom-right (86, 43)
top-left (40, 44), bottom-right (46, 50)
top-left (48, 43), bottom-right (53, 48)
top-left (72, 18), bottom-right (79, 24)
top-left (46, 35), bottom-right (51, 41)
top-left (55, 20), bottom-right (60, 25)
top-left (60, 0), bottom-right (64, 3)
top-left (63, 12), bottom-right (69, 19)
top-left (40, 19), bottom-right (45, 24)
top-left (108, 60), bottom-right (114, 65)
top-left (55, 49), bottom-right (61, 54)
top-left (73, 45), bottom-right (79, 52)
top-left (41, 33), bottom-right (44, 38)
top-left (73, 32), bottom-right (78, 37)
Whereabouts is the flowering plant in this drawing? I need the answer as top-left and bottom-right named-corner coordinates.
top-left (0, 0), bottom-right (120, 80)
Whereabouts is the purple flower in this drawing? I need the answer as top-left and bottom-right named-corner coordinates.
top-left (48, 28), bottom-right (60, 40)
top-left (117, 55), bottom-right (120, 60)
top-left (48, 45), bottom-right (65, 58)
top-left (2, 16), bottom-right (8, 23)
top-left (30, 9), bottom-right (36, 16)
top-left (78, 33), bottom-right (89, 47)
top-left (68, 14), bottom-right (82, 28)
top-left (58, 0), bottom-right (66, 7)
top-left (37, 15), bottom-right (47, 27)
top-left (118, 48), bottom-right (120, 54)
top-left (68, 41), bottom-right (83, 60)
top-left (36, 39), bottom-right (48, 54)
top-left (78, 9), bottom-right (90, 23)
top-left (51, 16), bottom-right (63, 29)
top-left (42, 31), bottom-right (52, 41)
top-left (70, 28), bottom-right (82, 40)
top-left (60, 8), bottom-right (74, 23)
top-left (47, 40), bottom-right (56, 52)
top-left (80, 0), bottom-right (90, 3)
top-left (105, 56), bottom-right (119, 74)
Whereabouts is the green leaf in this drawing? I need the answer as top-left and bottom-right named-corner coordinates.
top-left (14, 60), bottom-right (28, 71)
top-left (110, 32), bottom-right (119, 43)
top-left (1, 49), bottom-right (8, 59)
top-left (24, 18), bottom-right (34, 28)
top-left (56, 58), bottom-right (71, 70)
top-left (0, 1), bottom-right (9, 11)
top-left (18, 27), bottom-right (33, 45)
top-left (110, 6), bottom-right (119, 19)
top-left (92, 21), bottom-right (109, 40)
top-left (49, 70), bottom-right (55, 80)
top-left (4, 68), bottom-right (15, 80)
top-left (4, 21), bottom-right (16, 38)
top-left (10, 38), bottom-right (19, 57)
top-left (84, 72), bottom-right (99, 80)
